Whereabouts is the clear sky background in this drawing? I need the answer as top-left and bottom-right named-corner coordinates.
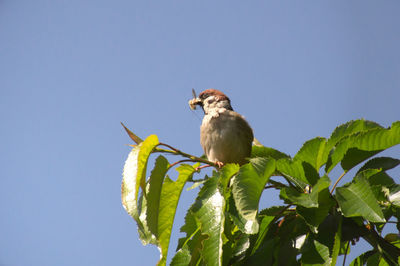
top-left (1, 1), bottom-right (399, 265)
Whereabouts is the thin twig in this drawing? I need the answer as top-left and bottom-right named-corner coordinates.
top-left (158, 142), bottom-right (217, 167)
top-left (168, 159), bottom-right (197, 169)
top-left (331, 171), bottom-right (347, 194)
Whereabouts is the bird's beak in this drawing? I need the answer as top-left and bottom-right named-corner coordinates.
top-left (188, 97), bottom-right (202, 110)
top-left (188, 89), bottom-right (202, 110)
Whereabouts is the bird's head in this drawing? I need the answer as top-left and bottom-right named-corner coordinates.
top-left (189, 89), bottom-right (233, 114)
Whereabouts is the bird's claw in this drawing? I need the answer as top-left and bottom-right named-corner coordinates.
top-left (216, 161), bottom-right (224, 168)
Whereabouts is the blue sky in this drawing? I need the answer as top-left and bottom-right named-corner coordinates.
top-left (1, 1), bottom-right (399, 265)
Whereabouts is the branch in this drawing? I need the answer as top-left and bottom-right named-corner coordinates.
top-left (157, 142), bottom-right (217, 167)
top-left (168, 159), bottom-right (197, 169)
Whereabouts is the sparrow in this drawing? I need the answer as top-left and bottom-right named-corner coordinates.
top-left (189, 89), bottom-right (254, 167)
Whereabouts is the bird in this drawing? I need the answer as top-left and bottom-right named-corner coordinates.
top-left (189, 89), bottom-right (254, 167)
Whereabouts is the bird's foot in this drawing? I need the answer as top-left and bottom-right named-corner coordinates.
top-left (195, 164), bottom-right (211, 172)
top-left (216, 161), bottom-right (224, 168)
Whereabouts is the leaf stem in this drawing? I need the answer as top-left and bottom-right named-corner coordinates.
top-left (168, 159), bottom-right (197, 169)
top-left (331, 171), bottom-right (347, 194)
top-left (158, 143), bottom-right (217, 167)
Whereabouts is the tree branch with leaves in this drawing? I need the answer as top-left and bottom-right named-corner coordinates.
top-left (121, 120), bottom-right (400, 266)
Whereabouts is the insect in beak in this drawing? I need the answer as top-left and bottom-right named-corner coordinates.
top-left (189, 88), bottom-right (200, 110)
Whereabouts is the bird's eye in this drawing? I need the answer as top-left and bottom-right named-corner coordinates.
top-left (200, 93), bottom-right (209, 99)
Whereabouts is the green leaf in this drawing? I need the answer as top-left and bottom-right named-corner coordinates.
top-left (146, 155), bottom-right (169, 240)
top-left (302, 161), bottom-right (320, 186)
top-left (121, 135), bottom-right (159, 238)
top-left (294, 137), bottom-right (328, 171)
top-left (231, 159), bottom-right (275, 234)
top-left (175, 176), bottom-right (228, 266)
top-left (336, 175), bottom-right (385, 223)
top-left (368, 172), bottom-right (395, 187)
top-left (389, 186), bottom-right (400, 207)
top-left (259, 205), bottom-right (288, 216)
top-left (341, 149), bottom-right (379, 173)
top-left (251, 145), bottom-right (290, 160)
top-left (276, 158), bottom-right (309, 189)
top-left (251, 215), bottom-right (274, 255)
top-left (170, 246), bottom-right (191, 266)
top-left (297, 189), bottom-right (335, 231)
top-left (357, 157), bottom-right (400, 174)
top-left (282, 176), bottom-right (331, 212)
top-left (349, 250), bottom-right (376, 266)
top-left (219, 163), bottom-right (240, 191)
top-left (173, 210), bottom-right (206, 266)
top-left (173, 209), bottom-right (204, 265)
top-left (301, 235), bottom-right (331, 265)
top-left (327, 119), bottom-right (383, 150)
top-left (191, 177), bottom-right (226, 266)
top-left (326, 121), bottom-right (400, 173)
top-left (228, 233), bottom-right (250, 262)
top-left (331, 215), bottom-right (342, 266)
top-left (157, 164), bottom-right (196, 265)
top-left (366, 252), bottom-right (391, 266)
top-left (280, 187), bottom-right (318, 208)
top-left (136, 190), bottom-right (154, 244)
top-left (325, 119), bottom-right (383, 172)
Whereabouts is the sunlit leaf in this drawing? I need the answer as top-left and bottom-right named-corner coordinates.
top-left (231, 159), bottom-right (275, 234)
top-left (326, 121), bottom-right (400, 173)
top-left (327, 119), bottom-right (382, 150)
top-left (191, 177), bottom-right (226, 266)
top-left (219, 163), bottom-right (240, 191)
top-left (121, 135), bottom-right (159, 242)
top-left (294, 137), bottom-right (328, 171)
top-left (276, 158), bottom-right (309, 189)
top-left (157, 164), bottom-right (197, 265)
top-left (170, 246), bottom-right (191, 266)
top-left (325, 119), bottom-right (382, 172)
top-left (251, 145), bottom-right (290, 160)
top-left (336, 175), bottom-right (385, 223)
top-left (389, 186), bottom-right (400, 207)
top-left (121, 145), bottom-right (141, 220)
top-left (136, 189), bottom-right (155, 244)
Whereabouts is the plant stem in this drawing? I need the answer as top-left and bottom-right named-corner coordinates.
top-left (157, 143), bottom-right (217, 167)
top-left (331, 171), bottom-right (347, 194)
top-left (168, 159), bottom-right (197, 169)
